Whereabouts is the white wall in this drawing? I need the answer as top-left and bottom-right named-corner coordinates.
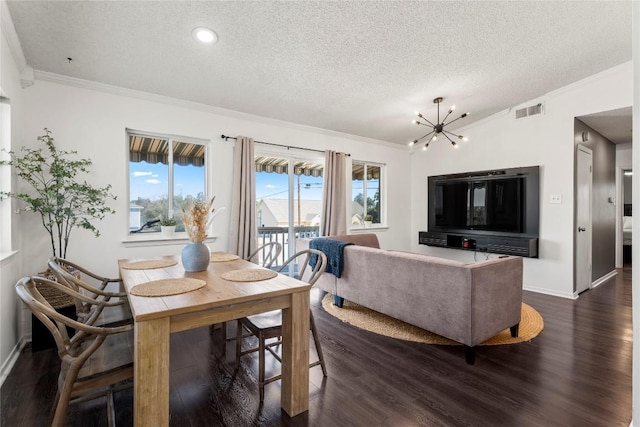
top-left (618, 142), bottom-right (633, 171)
top-left (410, 62), bottom-right (633, 298)
top-left (18, 76), bottom-right (412, 282)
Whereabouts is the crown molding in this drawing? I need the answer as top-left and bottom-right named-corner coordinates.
top-left (0, 1), bottom-right (27, 73)
top-left (33, 70), bottom-right (407, 152)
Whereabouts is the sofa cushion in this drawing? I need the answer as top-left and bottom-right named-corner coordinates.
top-left (326, 233), bottom-right (380, 249)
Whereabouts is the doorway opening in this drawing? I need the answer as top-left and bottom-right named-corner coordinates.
top-left (622, 169), bottom-right (632, 266)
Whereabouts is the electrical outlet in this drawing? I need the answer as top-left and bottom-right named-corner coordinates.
top-left (550, 194), bottom-right (562, 204)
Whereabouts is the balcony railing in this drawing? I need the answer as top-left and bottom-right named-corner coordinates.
top-left (257, 226), bottom-right (320, 267)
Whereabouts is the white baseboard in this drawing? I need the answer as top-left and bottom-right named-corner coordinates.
top-left (0, 334), bottom-right (29, 387)
top-left (523, 285), bottom-right (578, 299)
top-left (524, 269), bottom-right (618, 300)
top-left (591, 270), bottom-right (617, 289)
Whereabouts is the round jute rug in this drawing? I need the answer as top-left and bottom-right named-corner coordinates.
top-left (321, 294), bottom-right (543, 346)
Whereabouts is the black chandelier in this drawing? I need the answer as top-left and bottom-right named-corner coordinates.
top-left (409, 97), bottom-right (469, 150)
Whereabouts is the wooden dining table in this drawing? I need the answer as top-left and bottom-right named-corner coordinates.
top-left (118, 255), bottom-right (312, 426)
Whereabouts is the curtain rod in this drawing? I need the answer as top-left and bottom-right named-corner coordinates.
top-left (220, 134), bottom-right (350, 156)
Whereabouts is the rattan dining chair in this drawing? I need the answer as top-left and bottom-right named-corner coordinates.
top-left (48, 257), bottom-right (132, 327)
top-left (235, 248), bottom-right (328, 402)
top-left (217, 242), bottom-right (284, 354)
top-left (245, 241), bottom-right (283, 268)
top-left (15, 276), bottom-right (134, 427)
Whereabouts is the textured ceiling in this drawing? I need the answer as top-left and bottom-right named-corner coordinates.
top-left (5, 1), bottom-right (633, 145)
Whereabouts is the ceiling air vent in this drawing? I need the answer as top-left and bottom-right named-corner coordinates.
top-left (515, 103), bottom-right (543, 119)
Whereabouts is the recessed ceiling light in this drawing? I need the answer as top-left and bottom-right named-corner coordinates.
top-left (192, 27), bottom-right (217, 44)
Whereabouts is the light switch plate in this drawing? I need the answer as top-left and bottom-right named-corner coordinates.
top-left (550, 194), bottom-right (562, 204)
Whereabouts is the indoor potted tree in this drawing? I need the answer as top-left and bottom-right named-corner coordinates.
top-left (0, 128), bottom-right (116, 260)
top-left (160, 217), bottom-right (177, 238)
top-left (1, 128), bottom-right (117, 350)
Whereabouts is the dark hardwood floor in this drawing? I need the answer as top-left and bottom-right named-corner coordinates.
top-left (1, 267), bottom-right (632, 426)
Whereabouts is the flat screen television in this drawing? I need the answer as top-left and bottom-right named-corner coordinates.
top-left (428, 166), bottom-right (539, 237)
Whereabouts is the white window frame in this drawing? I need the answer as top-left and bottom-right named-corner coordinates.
top-left (0, 94), bottom-right (15, 260)
top-left (125, 129), bottom-right (210, 241)
top-left (350, 160), bottom-right (387, 231)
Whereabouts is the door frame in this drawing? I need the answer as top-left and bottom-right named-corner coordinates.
top-left (575, 144), bottom-right (593, 296)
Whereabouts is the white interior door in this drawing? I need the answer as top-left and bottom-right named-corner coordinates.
top-left (576, 144), bottom-right (593, 294)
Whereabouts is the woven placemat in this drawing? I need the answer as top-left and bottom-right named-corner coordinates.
top-left (130, 278), bottom-right (206, 297)
top-left (221, 269), bottom-right (278, 282)
top-left (210, 252), bottom-right (240, 262)
top-left (121, 259), bottom-right (178, 270)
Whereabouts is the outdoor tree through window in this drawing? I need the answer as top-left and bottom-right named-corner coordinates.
top-left (128, 131), bottom-right (207, 233)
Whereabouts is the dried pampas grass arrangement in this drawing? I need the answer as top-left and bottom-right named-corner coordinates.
top-left (182, 198), bottom-right (213, 243)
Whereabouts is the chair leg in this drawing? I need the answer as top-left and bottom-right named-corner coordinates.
top-left (221, 321), bottom-right (227, 355)
top-left (259, 332), bottom-right (266, 403)
top-left (235, 321), bottom-right (243, 369)
top-left (210, 322), bottom-right (228, 355)
top-left (310, 313), bottom-right (327, 377)
top-left (106, 388), bottom-right (116, 427)
top-left (52, 370), bottom-right (78, 427)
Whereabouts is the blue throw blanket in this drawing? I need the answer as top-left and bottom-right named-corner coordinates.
top-left (309, 238), bottom-right (353, 278)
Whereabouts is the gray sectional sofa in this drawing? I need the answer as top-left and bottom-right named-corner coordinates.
top-left (298, 233), bottom-right (523, 364)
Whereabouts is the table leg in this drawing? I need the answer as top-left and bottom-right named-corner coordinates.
top-left (280, 290), bottom-right (310, 416)
top-left (134, 317), bottom-right (170, 426)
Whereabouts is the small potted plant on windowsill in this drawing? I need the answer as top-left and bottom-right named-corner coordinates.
top-left (363, 215), bottom-right (373, 228)
top-left (160, 217), bottom-right (177, 238)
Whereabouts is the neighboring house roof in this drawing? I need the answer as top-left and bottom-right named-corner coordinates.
top-left (257, 199), bottom-right (366, 225)
top-left (351, 200), bottom-right (364, 215)
top-left (257, 199), bottom-right (322, 225)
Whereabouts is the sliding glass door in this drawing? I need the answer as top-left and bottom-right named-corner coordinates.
top-left (255, 154), bottom-right (323, 267)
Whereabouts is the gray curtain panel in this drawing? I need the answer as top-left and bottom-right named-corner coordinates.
top-left (321, 150), bottom-right (348, 236)
top-left (229, 136), bottom-right (258, 258)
